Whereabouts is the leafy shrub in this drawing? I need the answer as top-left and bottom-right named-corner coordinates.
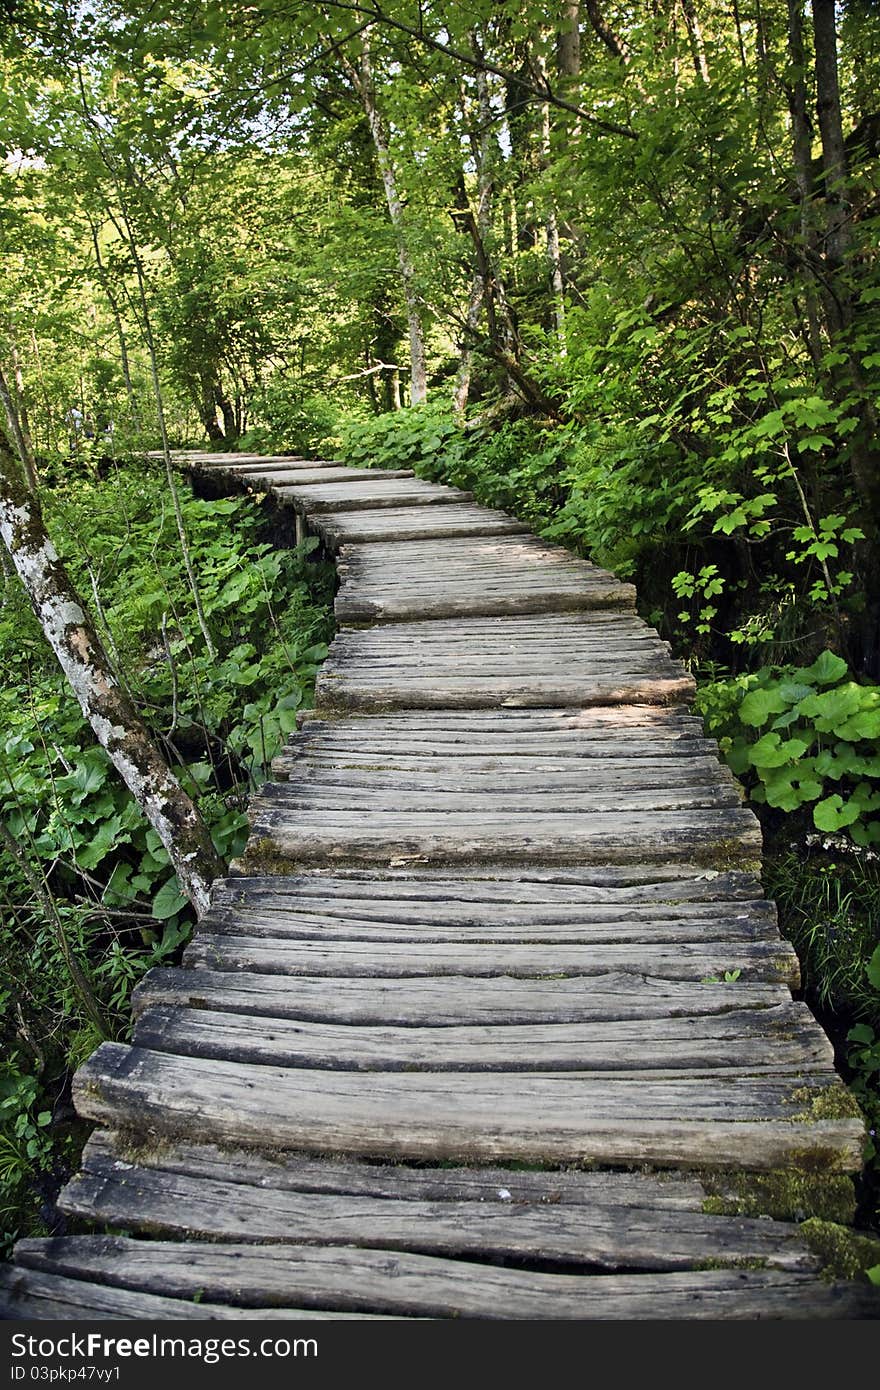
top-left (342, 403), bottom-right (466, 474)
top-left (698, 652), bottom-right (880, 846)
top-left (241, 383), bottom-right (342, 456)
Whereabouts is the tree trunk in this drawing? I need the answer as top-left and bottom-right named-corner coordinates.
top-left (10, 344), bottom-right (35, 464)
top-left (680, 0), bottom-right (710, 82)
top-left (557, 1), bottom-right (581, 75)
top-left (812, 0), bottom-right (852, 302)
top-left (0, 439), bottom-right (224, 916)
top-left (216, 386), bottom-right (238, 442)
top-left (89, 220), bottom-right (141, 428)
top-left (811, 0), bottom-right (880, 527)
top-left (453, 52), bottom-right (496, 416)
top-left (348, 31), bottom-right (429, 407)
top-left (786, 0), bottom-right (824, 366)
top-left (0, 436), bottom-right (222, 911)
top-left (199, 372), bottom-right (225, 441)
top-left (538, 32), bottom-right (572, 353)
top-left (452, 269), bottom-right (485, 418)
top-left (0, 362), bottom-right (38, 491)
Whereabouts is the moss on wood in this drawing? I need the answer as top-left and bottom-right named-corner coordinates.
top-left (699, 1170), bottom-right (857, 1223)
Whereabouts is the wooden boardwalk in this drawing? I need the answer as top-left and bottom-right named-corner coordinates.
top-left (2, 452), bottom-right (877, 1321)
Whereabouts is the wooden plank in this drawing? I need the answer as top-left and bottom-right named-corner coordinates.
top-left (211, 866), bottom-right (769, 907)
top-left (241, 804), bottom-right (763, 870)
top-left (133, 966), bottom-right (793, 1026)
top-left (225, 466), bottom-right (416, 487)
top-left (131, 1002), bottom-right (834, 1073)
top-left (269, 756), bottom-right (742, 792)
top-left (310, 503), bottom-right (529, 548)
top-left (254, 782), bottom-right (744, 814)
top-left (275, 478), bottom-right (475, 513)
top-left (195, 904), bottom-right (778, 945)
top-left (196, 464), bottom-right (343, 475)
top-left (183, 935), bottom-right (799, 984)
top-left (78, 1130), bottom-right (714, 1206)
top-left (73, 1045), bottom-right (863, 1170)
top-left (59, 1156), bottom-right (822, 1273)
top-left (16, 1238), bottom-right (876, 1319)
top-left (316, 615), bottom-right (694, 709)
top-left (0, 1265), bottom-right (375, 1320)
top-left (333, 535), bottom-right (636, 622)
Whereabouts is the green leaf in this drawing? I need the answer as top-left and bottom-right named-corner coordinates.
top-left (848, 1024), bottom-right (875, 1045)
top-left (867, 945), bottom-right (880, 992)
top-left (834, 710), bottom-right (880, 741)
top-left (77, 815), bottom-right (125, 870)
top-left (797, 651), bottom-right (848, 686)
top-left (738, 686), bottom-right (790, 726)
top-left (748, 733), bottom-right (809, 768)
top-left (797, 684), bottom-right (863, 733)
top-left (151, 877), bottom-right (188, 920)
top-left (813, 794), bottom-right (861, 832)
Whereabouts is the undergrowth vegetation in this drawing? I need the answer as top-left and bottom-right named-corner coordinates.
top-left (0, 457), bottom-right (333, 1251)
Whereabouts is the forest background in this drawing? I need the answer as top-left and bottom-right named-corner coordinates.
top-left (1, 0), bottom-right (879, 1251)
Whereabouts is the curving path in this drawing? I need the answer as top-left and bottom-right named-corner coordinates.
top-left (1, 452), bottom-right (877, 1320)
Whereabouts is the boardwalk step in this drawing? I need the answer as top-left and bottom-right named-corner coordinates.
top-left (133, 966), bottom-right (794, 1026)
top-left (73, 1044), bottom-right (863, 1171)
top-left (311, 502), bottom-right (530, 547)
top-left (130, 1002), bottom-right (833, 1073)
top-left (65, 1131), bottom-right (857, 1216)
top-left (225, 466), bottom-right (417, 487)
top-left (243, 707), bottom-right (760, 872)
top-left (0, 1266), bottom-right (375, 1320)
top-left (11, 1237), bottom-right (877, 1320)
top-left (333, 535), bottom-right (636, 621)
top-left (316, 617), bottom-right (692, 707)
top-left (192, 904), bottom-right (780, 943)
top-left (60, 1139), bottom-right (823, 1272)
top-left (183, 937), bottom-right (799, 985)
top-left (273, 477), bottom-right (474, 513)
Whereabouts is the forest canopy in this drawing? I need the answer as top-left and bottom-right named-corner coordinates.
top-left (1, 1), bottom-right (879, 1247)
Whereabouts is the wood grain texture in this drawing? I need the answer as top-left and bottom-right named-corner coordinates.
top-left (76, 1131), bottom-right (715, 1205)
top-left (73, 1044), bottom-right (863, 1170)
top-left (316, 614), bottom-right (693, 709)
top-left (310, 503), bottom-right (529, 547)
top-left (15, 1238), bottom-right (877, 1319)
top-left (133, 965), bottom-right (793, 1026)
top-left (333, 535), bottom-right (636, 620)
top-left (0, 1265), bottom-right (378, 1319)
top-left (275, 477), bottom-right (475, 513)
top-left (183, 934), bottom-right (799, 985)
top-left (60, 1154), bottom-right (823, 1273)
top-left (130, 1001), bottom-right (833, 1072)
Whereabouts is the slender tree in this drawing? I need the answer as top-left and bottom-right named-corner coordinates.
top-left (0, 437), bottom-right (224, 917)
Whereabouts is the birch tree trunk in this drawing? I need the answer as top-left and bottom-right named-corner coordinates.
top-left (346, 30), bottom-right (428, 407)
top-left (0, 438), bottom-right (224, 917)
